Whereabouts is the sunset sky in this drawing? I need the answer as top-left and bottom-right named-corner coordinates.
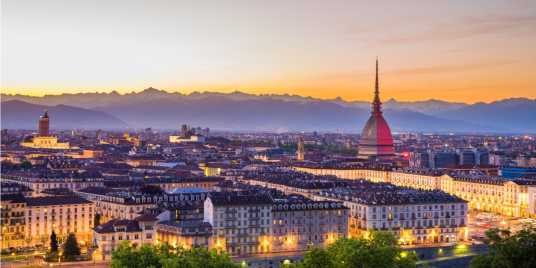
top-left (2, 0), bottom-right (535, 103)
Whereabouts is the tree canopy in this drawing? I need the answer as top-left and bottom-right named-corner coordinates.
top-left (295, 232), bottom-right (417, 268)
top-left (62, 233), bottom-right (81, 261)
top-left (94, 213), bottom-right (102, 227)
top-left (50, 231), bottom-right (58, 253)
top-left (470, 227), bottom-right (536, 268)
top-left (110, 232), bottom-right (417, 268)
top-left (111, 243), bottom-right (239, 268)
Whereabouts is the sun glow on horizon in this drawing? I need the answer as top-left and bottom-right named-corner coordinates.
top-left (2, 0), bottom-right (535, 103)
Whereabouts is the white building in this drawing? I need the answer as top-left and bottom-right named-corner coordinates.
top-left (316, 187), bottom-right (468, 244)
top-left (26, 196), bottom-right (95, 247)
top-left (204, 192), bottom-right (273, 256)
top-left (93, 215), bottom-right (158, 260)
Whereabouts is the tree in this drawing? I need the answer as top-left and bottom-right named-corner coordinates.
top-left (111, 242), bottom-right (239, 268)
top-left (20, 160), bottom-right (32, 170)
top-left (296, 232), bottom-right (417, 268)
top-left (62, 233), bottom-right (81, 261)
top-left (470, 227), bottom-right (536, 268)
top-left (94, 213), bottom-right (101, 227)
top-left (299, 247), bottom-right (335, 268)
top-left (50, 231), bottom-right (59, 253)
top-left (161, 247), bottom-right (239, 268)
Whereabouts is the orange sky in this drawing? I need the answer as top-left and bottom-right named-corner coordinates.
top-left (2, 0), bottom-right (535, 103)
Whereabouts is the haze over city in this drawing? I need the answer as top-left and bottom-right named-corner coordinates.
top-left (2, 0), bottom-right (536, 103)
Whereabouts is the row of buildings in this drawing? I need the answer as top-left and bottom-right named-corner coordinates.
top-left (293, 164), bottom-right (536, 218)
top-left (239, 168), bottom-right (469, 246)
top-left (409, 149), bottom-right (490, 169)
top-left (1, 192), bottom-right (94, 250)
top-left (90, 189), bottom-right (348, 260)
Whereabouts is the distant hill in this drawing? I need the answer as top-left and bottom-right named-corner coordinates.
top-left (2, 89), bottom-right (535, 133)
top-left (436, 98), bottom-right (536, 133)
top-left (383, 99), bottom-right (468, 115)
top-left (1, 100), bottom-right (128, 130)
top-left (0, 88), bottom-right (468, 114)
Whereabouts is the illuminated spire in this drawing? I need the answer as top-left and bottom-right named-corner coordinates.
top-left (372, 57), bottom-right (382, 114)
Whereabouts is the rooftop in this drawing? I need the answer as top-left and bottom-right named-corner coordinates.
top-left (208, 192), bottom-right (273, 206)
top-left (94, 219), bottom-right (142, 233)
top-left (319, 187), bottom-right (466, 206)
top-left (26, 196), bottom-right (92, 207)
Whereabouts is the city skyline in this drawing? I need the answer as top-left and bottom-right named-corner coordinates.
top-left (3, 1), bottom-right (536, 267)
top-left (3, 0), bottom-right (536, 103)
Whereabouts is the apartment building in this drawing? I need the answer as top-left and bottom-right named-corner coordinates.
top-left (204, 192), bottom-right (273, 256)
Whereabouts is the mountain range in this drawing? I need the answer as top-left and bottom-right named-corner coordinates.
top-left (1, 100), bottom-right (127, 130)
top-left (1, 88), bottom-right (535, 133)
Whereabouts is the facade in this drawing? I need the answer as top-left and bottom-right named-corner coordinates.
top-left (457, 149), bottom-right (476, 166)
top-left (169, 135), bottom-right (206, 144)
top-left (500, 166), bottom-right (536, 179)
top-left (315, 188), bottom-right (468, 244)
top-left (25, 196), bottom-right (95, 247)
top-left (76, 187), bottom-right (209, 223)
top-left (20, 111), bottom-right (70, 150)
top-left (439, 174), bottom-right (533, 217)
top-left (0, 194), bottom-right (27, 249)
top-left (358, 59), bottom-right (394, 160)
top-left (271, 196), bottom-right (348, 252)
top-left (155, 220), bottom-right (212, 249)
top-left (1, 194), bottom-right (95, 249)
top-left (76, 188), bottom-right (158, 223)
top-left (296, 137), bottom-right (305, 161)
top-left (1, 170), bottom-right (104, 195)
top-left (409, 151), bottom-right (430, 168)
top-left (204, 192), bottom-right (273, 256)
top-left (293, 165), bottom-right (536, 217)
top-left (93, 215), bottom-right (157, 260)
top-left (1, 182), bottom-right (32, 196)
top-left (38, 111), bottom-right (50, 136)
top-left (430, 151), bottom-right (457, 169)
top-left (144, 177), bottom-right (223, 192)
top-left (20, 136), bottom-right (70, 150)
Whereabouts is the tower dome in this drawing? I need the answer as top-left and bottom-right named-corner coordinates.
top-left (358, 59), bottom-right (394, 160)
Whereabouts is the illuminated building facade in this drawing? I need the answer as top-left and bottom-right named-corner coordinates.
top-left (204, 192), bottom-right (273, 255)
top-left (93, 215), bottom-right (157, 260)
top-left (293, 165), bottom-right (536, 217)
top-left (296, 137), bottom-right (305, 161)
top-left (20, 111), bottom-right (70, 149)
top-left (315, 188), bottom-right (468, 245)
top-left (25, 196), bottom-right (94, 248)
top-left (38, 111), bottom-right (49, 136)
top-left (271, 196), bottom-right (348, 252)
top-left (169, 135), bottom-right (206, 144)
top-left (1, 170), bottom-right (104, 196)
top-left (0, 194), bottom-right (27, 250)
top-left (155, 220), bottom-right (211, 249)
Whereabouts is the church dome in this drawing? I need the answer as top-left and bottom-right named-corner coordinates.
top-left (359, 112), bottom-right (394, 157)
top-left (358, 59), bottom-right (394, 160)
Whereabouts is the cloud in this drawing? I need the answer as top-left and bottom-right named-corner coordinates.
top-left (308, 60), bottom-right (517, 81)
top-left (389, 60), bottom-right (518, 76)
top-left (380, 14), bottom-right (536, 44)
